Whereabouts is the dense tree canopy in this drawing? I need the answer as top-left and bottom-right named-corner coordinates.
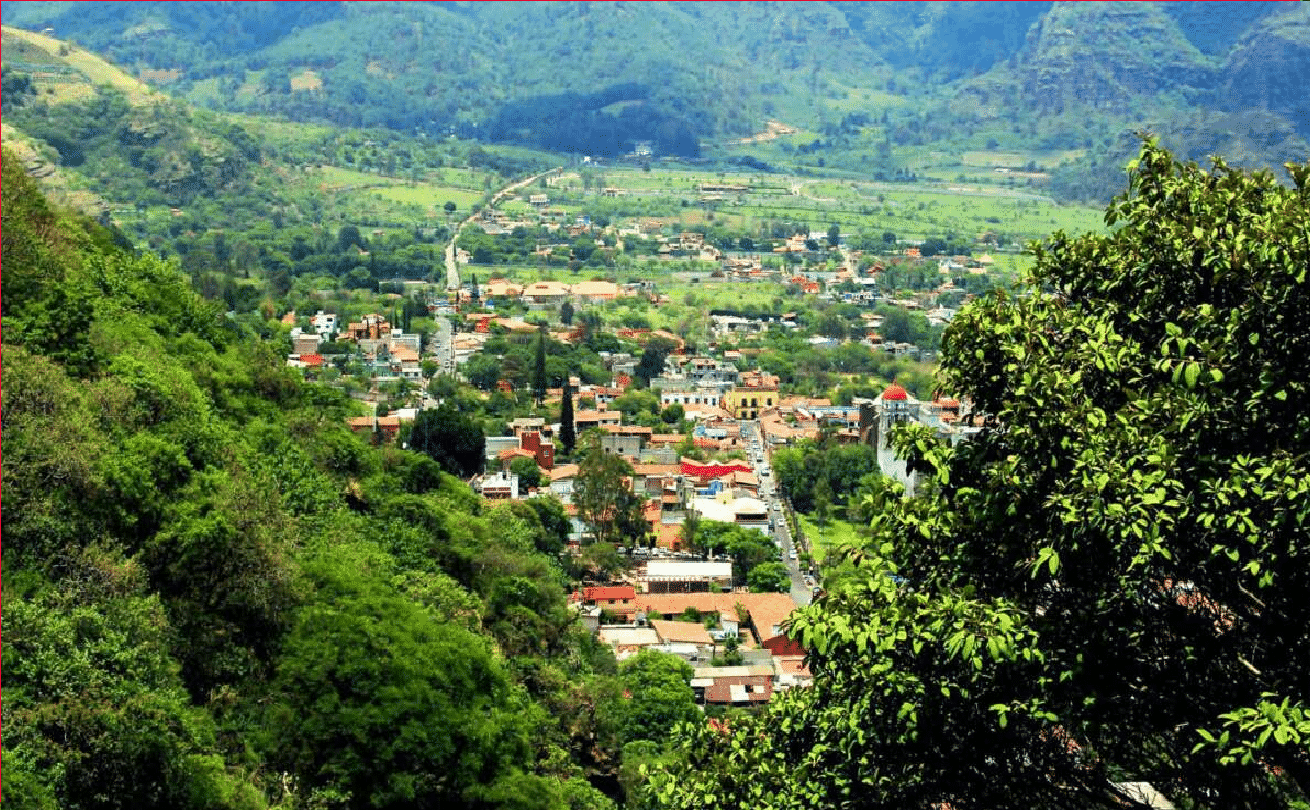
top-left (574, 435), bottom-right (647, 548)
top-left (0, 152), bottom-right (620, 810)
top-left (409, 403), bottom-right (486, 478)
top-left (644, 143), bottom-right (1310, 809)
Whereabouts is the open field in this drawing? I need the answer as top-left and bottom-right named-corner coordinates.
top-left (371, 184), bottom-right (485, 213)
top-left (552, 164), bottom-right (1106, 246)
top-left (797, 514), bottom-right (867, 564)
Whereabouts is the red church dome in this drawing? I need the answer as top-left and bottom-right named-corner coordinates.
top-left (881, 383), bottom-right (909, 401)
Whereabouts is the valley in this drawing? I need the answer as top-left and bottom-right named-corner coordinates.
top-left (3, 6), bottom-right (1309, 810)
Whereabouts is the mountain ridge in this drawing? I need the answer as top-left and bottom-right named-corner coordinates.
top-left (2, 2), bottom-right (1307, 200)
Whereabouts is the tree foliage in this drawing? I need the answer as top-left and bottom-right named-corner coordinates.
top-left (0, 152), bottom-right (625, 810)
top-left (409, 403), bottom-right (486, 478)
top-left (559, 386), bottom-right (577, 456)
top-left (644, 143), bottom-right (1310, 809)
top-left (573, 435), bottom-right (646, 548)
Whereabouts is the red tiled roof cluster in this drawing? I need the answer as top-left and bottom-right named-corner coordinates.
top-left (680, 461), bottom-right (752, 478)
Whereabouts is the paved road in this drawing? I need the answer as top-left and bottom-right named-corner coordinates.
top-left (426, 316), bottom-right (455, 377)
top-left (443, 167), bottom-right (561, 292)
top-left (741, 421), bottom-right (814, 607)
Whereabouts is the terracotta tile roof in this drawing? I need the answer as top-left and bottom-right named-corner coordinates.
top-left (571, 280), bottom-right (619, 297)
top-left (703, 675), bottom-right (773, 704)
top-left (650, 619), bottom-right (713, 645)
top-left (774, 655), bottom-right (811, 678)
top-left (640, 593), bottom-right (799, 633)
top-left (741, 593), bottom-right (801, 644)
top-left (648, 433), bottom-right (686, 445)
top-left (550, 464), bottom-right (580, 481)
top-left (584, 586), bottom-right (636, 602)
top-left (652, 522), bottom-right (684, 549)
top-left (633, 463), bottom-right (681, 477)
top-left (639, 593), bottom-right (742, 623)
top-left (603, 424), bottom-right (653, 435)
top-left (524, 281), bottom-right (570, 296)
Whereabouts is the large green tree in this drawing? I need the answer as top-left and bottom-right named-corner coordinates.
top-left (261, 549), bottom-right (543, 810)
top-left (645, 144), bottom-right (1310, 809)
top-left (617, 651), bottom-right (699, 746)
top-left (573, 435), bottom-right (646, 548)
top-left (409, 403), bottom-right (486, 478)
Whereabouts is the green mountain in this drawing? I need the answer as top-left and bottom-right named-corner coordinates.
top-left (2, 2), bottom-right (1306, 200)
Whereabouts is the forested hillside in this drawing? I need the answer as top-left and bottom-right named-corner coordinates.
top-left (2, 1), bottom-right (1306, 198)
top-left (0, 152), bottom-right (668, 810)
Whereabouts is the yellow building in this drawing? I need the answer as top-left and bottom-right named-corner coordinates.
top-left (723, 387), bottom-right (778, 421)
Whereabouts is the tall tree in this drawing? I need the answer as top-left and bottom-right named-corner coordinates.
top-left (679, 506), bottom-right (701, 555)
top-left (559, 300), bottom-right (575, 326)
top-left (574, 434), bottom-right (645, 548)
top-left (644, 143), bottom-right (1310, 810)
top-left (559, 386), bottom-right (576, 456)
top-left (262, 551), bottom-right (542, 809)
top-left (408, 403), bottom-right (485, 478)
top-left (533, 324), bottom-right (549, 405)
top-left (634, 337), bottom-right (679, 387)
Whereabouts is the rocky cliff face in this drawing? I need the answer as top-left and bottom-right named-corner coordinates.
top-left (1221, 5), bottom-right (1310, 136)
top-left (1015, 2), bottom-right (1213, 114)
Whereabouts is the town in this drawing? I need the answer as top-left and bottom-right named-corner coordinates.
top-left (278, 169), bottom-right (996, 712)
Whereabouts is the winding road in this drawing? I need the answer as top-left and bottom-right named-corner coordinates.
top-left (444, 168), bottom-right (561, 292)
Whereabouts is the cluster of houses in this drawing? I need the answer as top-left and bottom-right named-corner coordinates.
top-left (573, 585), bottom-right (810, 708)
top-left (285, 310), bottom-right (426, 383)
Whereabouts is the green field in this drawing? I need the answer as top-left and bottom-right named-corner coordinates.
top-left (372, 184), bottom-right (485, 212)
top-left (545, 163), bottom-right (1106, 247)
top-left (797, 514), bottom-right (867, 563)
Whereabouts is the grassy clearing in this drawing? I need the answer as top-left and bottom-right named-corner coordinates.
top-left (2, 25), bottom-right (161, 104)
top-left (372, 185), bottom-right (485, 211)
top-left (797, 513), bottom-right (866, 563)
top-left (961, 148), bottom-right (1086, 168)
top-left (824, 86), bottom-right (909, 112)
top-left (574, 163), bottom-right (1106, 246)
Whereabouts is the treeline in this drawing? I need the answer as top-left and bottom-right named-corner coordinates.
top-left (482, 84), bottom-right (701, 158)
top-left (0, 151), bottom-right (693, 810)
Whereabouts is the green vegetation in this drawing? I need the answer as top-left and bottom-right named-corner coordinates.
top-left (641, 143), bottom-right (1310, 809)
top-left (574, 434), bottom-right (648, 548)
top-left (5, 9), bottom-right (1310, 806)
top-left (795, 514), bottom-right (864, 565)
top-left (5, 3), bottom-right (1306, 202)
top-left (0, 150), bottom-right (628, 810)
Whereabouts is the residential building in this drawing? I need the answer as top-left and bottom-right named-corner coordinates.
top-left (581, 585), bottom-right (638, 620)
top-left (644, 560), bottom-right (733, 594)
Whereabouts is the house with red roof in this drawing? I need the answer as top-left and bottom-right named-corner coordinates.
top-left (581, 585), bottom-right (638, 619)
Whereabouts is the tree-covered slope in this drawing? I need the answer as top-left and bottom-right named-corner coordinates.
top-left (3, 1), bottom-right (1306, 170)
top-left (0, 153), bottom-right (648, 810)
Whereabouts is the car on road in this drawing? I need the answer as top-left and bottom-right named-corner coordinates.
top-left (789, 549), bottom-right (797, 560)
